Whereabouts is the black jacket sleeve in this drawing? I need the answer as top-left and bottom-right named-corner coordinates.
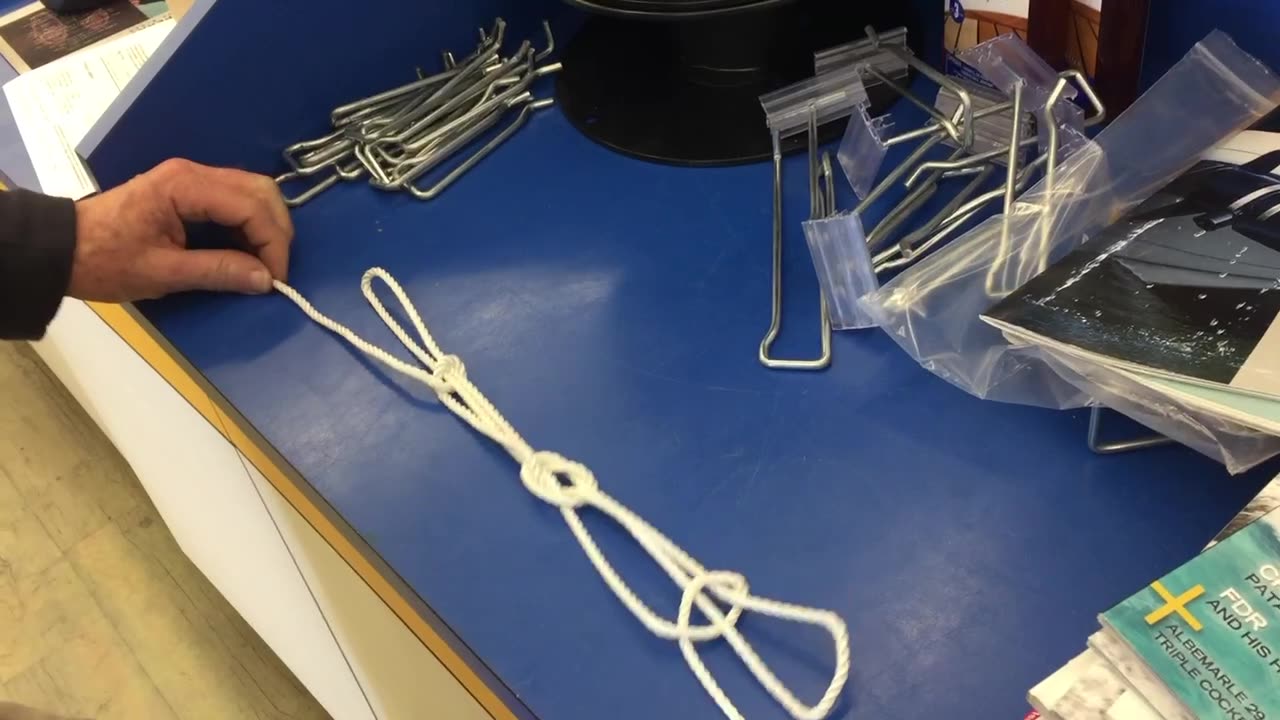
top-left (0, 189), bottom-right (77, 340)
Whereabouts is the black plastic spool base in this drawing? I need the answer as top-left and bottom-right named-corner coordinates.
top-left (556, 0), bottom-right (910, 167)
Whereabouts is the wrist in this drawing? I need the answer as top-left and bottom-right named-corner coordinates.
top-left (0, 189), bottom-right (77, 338)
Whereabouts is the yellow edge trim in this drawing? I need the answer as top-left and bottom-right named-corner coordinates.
top-left (85, 301), bottom-right (518, 720)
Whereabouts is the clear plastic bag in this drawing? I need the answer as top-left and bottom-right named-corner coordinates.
top-left (861, 30), bottom-right (1280, 466)
top-left (958, 33), bottom-right (1072, 106)
top-left (1025, 342), bottom-right (1280, 473)
top-left (958, 33), bottom-right (1088, 155)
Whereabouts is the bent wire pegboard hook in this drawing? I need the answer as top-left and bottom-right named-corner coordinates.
top-left (759, 104), bottom-right (834, 371)
top-left (1024, 69), bottom-right (1108, 281)
top-left (756, 63), bottom-right (871, 370)
top-left (1088, 406), bottom-right (1175, 454)
top-left (405, 98), bottom-right (555, 201)
top-left (880, 64), bottom-right (1108, 281)
top-left (865, 25), bottom-right (974, 152)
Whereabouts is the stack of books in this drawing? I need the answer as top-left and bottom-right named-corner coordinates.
top-left (991, 124), bottom-right (1280, 719)
top-left (981, 127), bottom-right (1280, 443)
top-left (1024, 475), bottom-right (1280, 719)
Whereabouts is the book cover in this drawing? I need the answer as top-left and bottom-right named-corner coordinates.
top-left (984, 129), bottom-right (1280, 402)
top-left (1100, 505), bottom-right (1280, 719)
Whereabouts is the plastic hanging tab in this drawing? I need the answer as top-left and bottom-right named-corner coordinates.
top-left (803, 210), bottom-right (881, 330)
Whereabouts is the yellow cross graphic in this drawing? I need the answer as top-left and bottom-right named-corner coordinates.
top-left (1144, 580), bottom-right (1205, 631)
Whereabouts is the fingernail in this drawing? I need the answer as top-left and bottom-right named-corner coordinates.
top-left (250, 269), bottom-right (273, 294)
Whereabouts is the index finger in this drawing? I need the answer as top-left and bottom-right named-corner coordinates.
top-left (154, 159), bottom-right (295, 281)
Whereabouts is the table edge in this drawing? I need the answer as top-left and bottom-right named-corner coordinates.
top-left (84, 300), bottom-right (524, 720)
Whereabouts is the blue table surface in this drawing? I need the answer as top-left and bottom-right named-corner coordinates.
top-left (0, 0), bottom-right (35, 189)
top-left (0, 1), bottom-right (1266, 716)
top-left (131, 93), bottom-right (1277, 720)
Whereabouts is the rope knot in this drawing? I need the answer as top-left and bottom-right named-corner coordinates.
top-left (677, 570), bottom-right (750, 638)
top-left (520, 451), bottom-right (599, 508)
top-left (433, 354), bottom-right (467, 388)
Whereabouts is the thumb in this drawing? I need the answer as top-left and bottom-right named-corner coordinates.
top-left (152, 248), bottom-right (275, 295)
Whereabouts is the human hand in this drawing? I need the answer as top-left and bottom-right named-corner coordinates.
top-left (68, 158), bottom-right (294, 302)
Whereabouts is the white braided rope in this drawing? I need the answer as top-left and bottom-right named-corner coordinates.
top-left (274, 268), bottom-right (851, 720)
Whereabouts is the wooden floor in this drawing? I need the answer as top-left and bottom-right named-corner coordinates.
top-left (0, 342), bottom-right (330, 720)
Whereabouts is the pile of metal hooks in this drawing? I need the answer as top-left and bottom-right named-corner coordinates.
top-left (757, 26), bottom-right (1107, 370)
top-left (276, 18), bottom-right (560, 207)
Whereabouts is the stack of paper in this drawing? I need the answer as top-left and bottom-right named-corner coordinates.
top-left (1024, 475), bottom-right (1280, 720)
top-left (982, 128), bottom-right (1280, 445)
top-left (1, 18), bottom-right (173, 198)
top-left (0, 0), bottom-right (171, 73)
